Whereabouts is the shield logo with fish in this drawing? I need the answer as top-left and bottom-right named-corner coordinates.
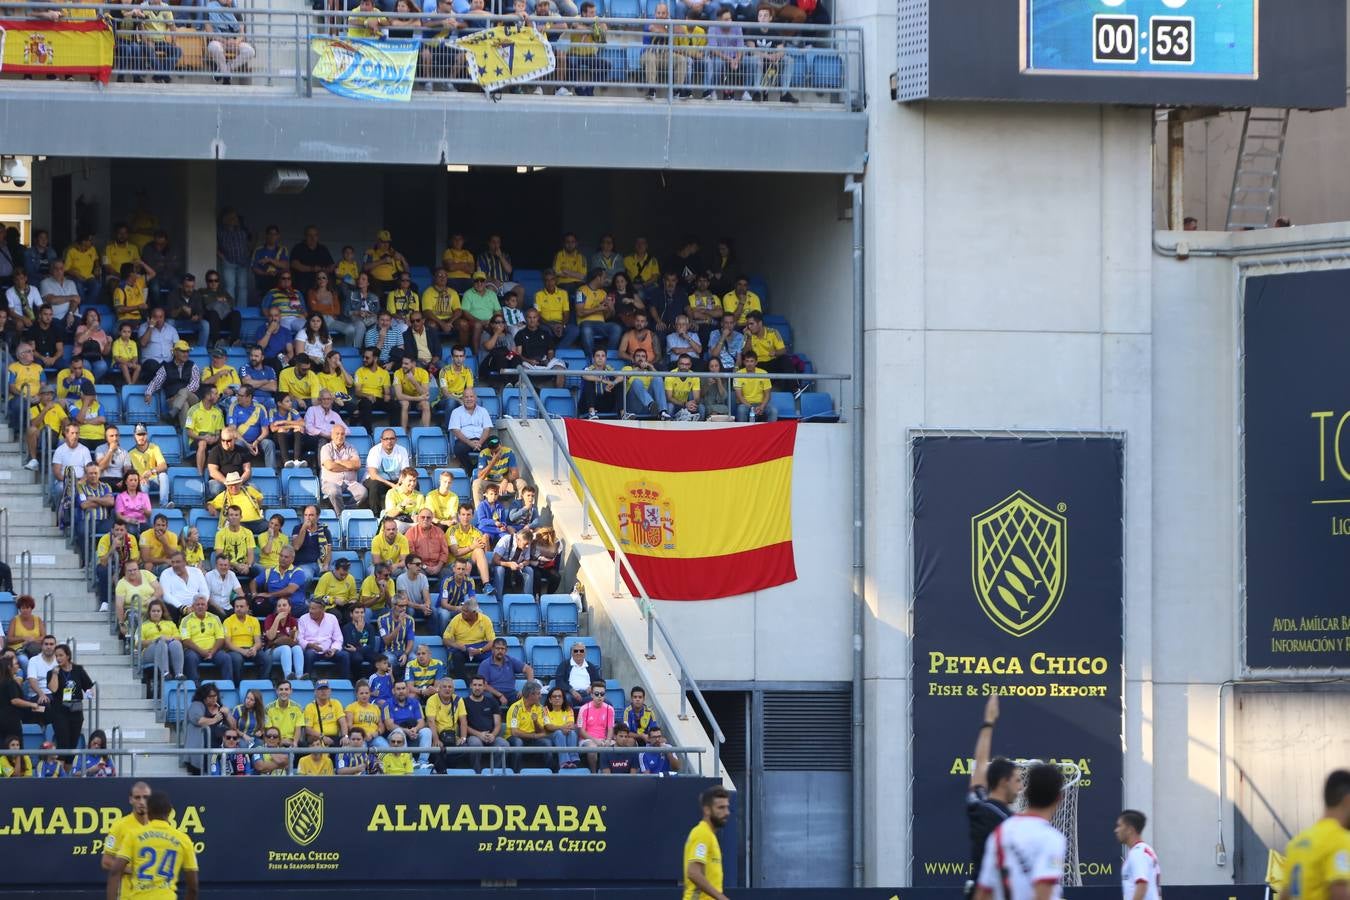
top-left (971, 490), bottom-right (1066, 637)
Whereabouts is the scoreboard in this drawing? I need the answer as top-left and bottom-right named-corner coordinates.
top-left (896, 0), bottom-right (1343, 108)
top-left (1023, 0), bottom-right (1257, 78)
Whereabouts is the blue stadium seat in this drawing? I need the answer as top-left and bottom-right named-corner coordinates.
top-left (290, 680), bottom-right (316, 709)
top-left (319, 508), bottom-right (340, 536)
top-left (763, 314), bottom-right (792, 349)
top-left (768, 392), bottom-right (799, 421)
top-left (811, 52), bottom-right (843, 90)
top-left (152, 508), bottom-right (185, 536)
top-left (525, 636), bottom-right (562, 672)
top-left (432, 467), bottom-right (471, 503)
top-left (541, 594), bottom-right (579, 636)
top-left (499, 387), bottom-right (538, 419)
top-left (555, 348), bottom-right (586, 362)
top-left (282, 470), bottom-right (320, 507)
top-left (148, 426), bottom-right (184, 464)
top-left (169, 467), bottom-right (204, 507)
top-left (425, 644), bottom-right (450, 667)
top-left (478, 600), bottom-right (502, 631)
top-left (576, 635), bottom-right (602, 670)
top-left (347, 432), bottom-right (373, 459)
top-left (252, 471), bottom-right (281, 506)
top-left (540, 388), bottom-right (577, 419)
top-left (163, 680), bottom-right (196, 725)
top-left (341, 510), bottom-right (378, 549)
top-left (188, 510), bottom-right (218, 548)
top-left (747, 276), bottom-right (770, 306)
top-left (264, 509), bottom-right (300, 534)
top-left (208, 679), bottom-right (238, 711)
top-left (798, 392), bottom-right (839, 423)
top-left (411, 427), bottom-right (449, 466)
top-left (121, 386), bottom-right (161, 424)
top-left (559, 766), bottom-right (593, 775)
top-left (329, 679), bottom-right (357, 708)
top-left (505, 595), bottom-right (540, 634)
top-left (502, 635), bottom-right (524, 666)
top-left (477, 387), bottom-right (501, 419)
top-left (519, 767), bottom-right (554, 776)
top-left (226, 347), bottom-right (249, 370)
top-left (21, 722), bottom-right (47, 749)
top-left (95, 384), bottom-right (121, 423)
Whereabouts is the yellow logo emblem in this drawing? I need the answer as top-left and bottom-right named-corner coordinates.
top-left (284, 788), bottom-right (324, 846)
top-left (971, 491), bottom-right (1066, 637)
top-left (615, 481), bottom-right (675, 551)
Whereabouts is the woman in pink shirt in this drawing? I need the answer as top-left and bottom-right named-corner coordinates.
top-left (263, 595), bottom-right (304, 679)
top-left (576, 679), bottom-right (615, 772)
top-left (114, 472), bottom-right (153, 534)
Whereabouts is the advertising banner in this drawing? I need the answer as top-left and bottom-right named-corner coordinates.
top-left (0, 19), bottom-right (114, 83)
top-left (456, 24), bottom-right (555, 92)
top-left (910, 435), bottom-right (1123, 887)
top-left (0, 775), bottom-right (717, 886)
top-left (565, 420), bottom-right (797, 600)
top-left (310, 36), bottom-right (418, 101)
top-left (1244, 270), bottom-right (1350, 669)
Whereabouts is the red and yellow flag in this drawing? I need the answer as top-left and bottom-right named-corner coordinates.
top-left (565, 420), bottom-right (798, 600)
top-left (0, 19), bottom-right (115, 83)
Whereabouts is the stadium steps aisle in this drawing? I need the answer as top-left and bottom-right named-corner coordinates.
top-left (1, 425), bottom-right (179, 775)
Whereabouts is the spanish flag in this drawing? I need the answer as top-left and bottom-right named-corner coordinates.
top-left (565, 420), bottom-right (798, 600)
top-left (0, 20), bottom-right (115, 83)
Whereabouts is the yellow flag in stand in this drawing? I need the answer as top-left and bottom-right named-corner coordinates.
top-left (1266, 848), bottom-right (1286, 894)
top-left (455, 24), bottom-right (555, 92)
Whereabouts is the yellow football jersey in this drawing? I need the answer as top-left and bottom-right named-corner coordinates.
top-left (1285, 817), bottom-right (1350, 900)
top-left (682, 819), bottom-right (723, 900)
top-left (114, 819), bottom-right (197, 900)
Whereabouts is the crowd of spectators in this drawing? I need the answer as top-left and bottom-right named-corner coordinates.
top-left (17, 0), bottom-right (831, 100)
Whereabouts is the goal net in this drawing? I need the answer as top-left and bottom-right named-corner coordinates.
top-left (1011, 759), bottom-right (1083, 887)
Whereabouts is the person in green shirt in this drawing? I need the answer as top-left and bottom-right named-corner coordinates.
top-left (459, 271), bottom-right (501, 352)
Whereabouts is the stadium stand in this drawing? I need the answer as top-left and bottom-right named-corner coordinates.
top-left (2, 224), bottom-right (818, 776)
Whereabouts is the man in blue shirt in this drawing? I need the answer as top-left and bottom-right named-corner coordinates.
top-left (253, 545), bottom-right (307, 617)
top-left (474, 481), bottom-right (512, 543)
top-left (387, 680), bottom-right (433, 766)
top-left (254, 306), bottom-right (293, 370)
top-left (638, 724), bottom-right (682, 775)
top-left (290, 504), bottom-right (333, 581)
top-left (477, 637), bottom-right (533, 706)
top-left (240, 346), bottom-right (278, 400)
top-left (228, 384), bottom-right (275, 470)
top-left (621, 685), bottom-right (658, 744)
top-left (378, 596), bottom-right (416, 676)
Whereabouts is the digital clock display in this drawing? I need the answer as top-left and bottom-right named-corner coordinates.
top-left (1022, 0), bottom-right (1257, 78)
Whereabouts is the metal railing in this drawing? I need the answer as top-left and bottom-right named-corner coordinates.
top-left (502, 372), bottom-right (725, 775)
top-left (0, 740), bottom-right (706, 776)
top-left (17, 550), bottom-right (32, 599)
top-left (2, 3), bottom-right (865, 110)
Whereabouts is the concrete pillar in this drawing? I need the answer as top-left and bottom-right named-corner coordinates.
top-left (183, 161), bottom-right (218, 280)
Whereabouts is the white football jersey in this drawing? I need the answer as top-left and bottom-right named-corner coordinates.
top-left (1121, 841), bottom-right (1162, 900)
top-left (977, 814), bottom-right (1067, 900)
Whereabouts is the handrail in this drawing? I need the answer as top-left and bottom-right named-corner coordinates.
top-left (2, 3), bottom-right (867, 111)
top-left (509, 372), bottom-right (726, 777)
top-left (41, 592), bottom-right (55, 639)
top-left (0, 508), bottom-right (8, 580)
top-left (17, 550), bottom-right (31, 598)
top-left (106, 544), bottom-right (123, 636)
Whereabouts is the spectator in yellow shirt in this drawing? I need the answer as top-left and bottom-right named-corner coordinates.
top-left (552, 233), bottom-right (587, 292)
top-left (733, 350), bottom-right (776, 423)
top-left (223, 596), bottom-right (271, 682)
top-left (441, 597), bottom-right (495, 679)
top-left (721, 275), bottom-right (762, 324)
top-left (371, 517), bottom-right (411, 573)
top-left (742, 311), bottom-right (788, 373)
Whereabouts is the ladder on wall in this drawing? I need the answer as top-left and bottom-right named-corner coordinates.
top-left (1225, 107), bottom-right (1291, 230)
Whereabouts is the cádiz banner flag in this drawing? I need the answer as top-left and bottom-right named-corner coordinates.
top-left (0, 19), bottom-right (114, 83)
top-left (564, 420), bottom-right (798, 600)
top-left (455, 23), bottom-right (554, 93)
top-left (310, 36), bottom-right (418, 102)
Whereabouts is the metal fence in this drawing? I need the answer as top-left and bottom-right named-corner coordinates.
top-left (5, 3), bottom-right (865, 109)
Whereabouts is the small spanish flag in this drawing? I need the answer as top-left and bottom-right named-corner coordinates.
top-left (565, 420), bottom-right (798, 601)
top-left (0, 19), bottom-right (115, 83)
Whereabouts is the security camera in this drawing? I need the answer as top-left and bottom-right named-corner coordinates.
top-left (9, 158), bottom-right (28, 187)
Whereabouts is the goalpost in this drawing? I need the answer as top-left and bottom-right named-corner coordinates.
top-left (1011, 759), bottom-right (1084, 887)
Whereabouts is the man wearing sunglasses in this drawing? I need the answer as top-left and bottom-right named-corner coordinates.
top-left (212, 729), bottom-right (254, 776)
top-left (553, 640), bottom-right (601, 710)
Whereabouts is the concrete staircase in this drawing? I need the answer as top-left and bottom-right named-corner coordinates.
top-left (2, 424), bottom-right (180, 776)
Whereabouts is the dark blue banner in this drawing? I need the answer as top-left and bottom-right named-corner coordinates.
top-left (1244, 270), bottom-right (1350, 668)
top-left (910, 436), bottom-right (1123, 887)
top-left (0, 775), bottom-right (718, 886)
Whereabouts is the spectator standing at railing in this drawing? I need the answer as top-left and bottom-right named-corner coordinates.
top-left (348, 0), bottom-right (393, 37)
top-left (252, 226), bottom-right (290, 299)
top-left (25, 230), bottom-right (58, 285)
top-left (216, 209), bottom-right (252, 306)
top-left (46, 643), bottom-right (95, 753)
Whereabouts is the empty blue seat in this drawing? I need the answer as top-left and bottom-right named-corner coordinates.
top-left (147, 426), bottom-right (184, 464)
top-left (499, 387), bottom-right (538, 419)
top-left (341, 509), bottom-right (378, 549)
top-left (163, 680), bottom-right (196, 725)
top-left (478, 600), bottom-right (502, 630)
top-left (505, 595), bottom-right (540, 634)
top-left (768, 391), bottom-right (799, 421)
top-left (411, 427), bottom-right (449, 466)
top-left (425, 644), bottom-right (450, 666)
top-left (799, 392), bottom-right (839, 423)
top-left (282, 470), bottom-right (320, 506)
top-left (477, 388), bottom-right (501, 419)
top-left (518, 767), bottom-right (554, 775)
top-left (168, 466), bottom-right (204, 507)
top-left (252, 471), bottom-right (281, 506)
top-left (121, 385), bottom-right (160, 424)
top-left (812, 52), bottom-right (843, 90)
top-left (525, 636), bottom-right (562, 672)
top-left (539, 387), bottom-right (577, 419)
top-left (348, 432), bottom-right (373, 459)
top-left (95, 384), bottom-right (122, 423)
top-left (541, 594), bottom-right (579, 636)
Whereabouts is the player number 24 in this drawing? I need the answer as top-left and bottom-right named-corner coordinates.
top-left (136, 847), bottom-right (179, 883)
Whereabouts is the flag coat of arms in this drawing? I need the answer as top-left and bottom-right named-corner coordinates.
top-left (0, 19), bottom-right (114, 83)
top-left (565, 420), bottom-right (798, 600)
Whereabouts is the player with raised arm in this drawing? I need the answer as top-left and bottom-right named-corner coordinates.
top-left (1115, 809), bottom-right (1161, 900)
top-left (1283, 770), bottom-right (1350, 900)
top-left (967, 695), bottom-right (1019, 896)
top-left (975, 763), bottom-right (1066, 900)
top-left (106, 790), bottom-right (199, 900)
top-left (684, 785), bottom-right (732, 900)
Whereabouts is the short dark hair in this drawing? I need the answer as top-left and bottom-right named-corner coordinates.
top-left (1024, 763), bottom-right (1064, 809)
top-left (1118, 809), bottom-right (1146, 835)
top-left (987, 757), bottom-right (1017, 792)
top-left (701, 785), bottom-right (731, 809)
top-left (630, 686), bottom-right (645, 697)
top-left (1325, 770), bottom-right (1350, 807)
top-left (147, 790), bottom-right (173, 820)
